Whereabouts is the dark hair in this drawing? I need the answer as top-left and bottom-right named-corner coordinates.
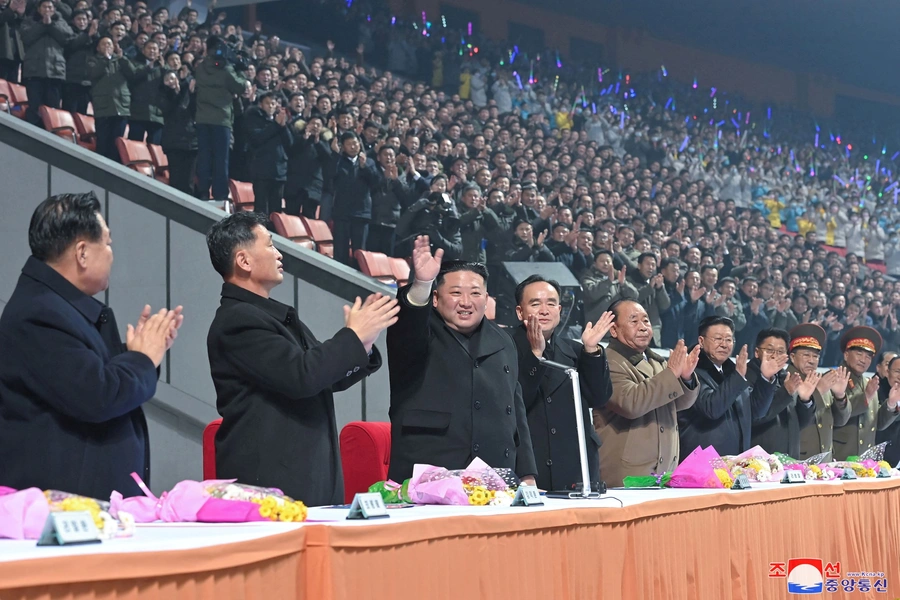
top-left (339, 131), bottom-right (359, 144)
top-left (435, 260), bottom-right (488, 289)
top-left (257, 91), bottom-right (277, 104)
top-left (205, 34), bottom-right (221, 52)
top-left (637, 252), bottom-right (656, 266)
top-left (756, 327), bottom-right (790, 350)
top-left (206, 212), bottom-right (270, 278)
top-left (515, 274), bottom-right (561, 306)
top-left (660, 257), bottom-right (679, 270)
top-left (608, 298), bottom-right (641, 319)
top-left (698, 315), bottom-right (735, 337)
top-left (29, 192), bottom-right (103, 262)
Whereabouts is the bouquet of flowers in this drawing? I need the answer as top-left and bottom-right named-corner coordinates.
top-left (0, 487), bottom-right (135, 540)
top-left (110, 473), bottom-right (307, 523)
top-left (723, 446), bottom-right (785, 482)
top-left (404, 458), bottom-right (519, 506)
top-left (622, 446), bottom-right (733, 489)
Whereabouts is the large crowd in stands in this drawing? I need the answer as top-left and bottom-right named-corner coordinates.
top-left (4, 0), bottom-right (900, 365)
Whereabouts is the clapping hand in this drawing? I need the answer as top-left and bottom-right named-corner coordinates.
top-left (817, 369), bottom-right (836, 394)
top-left (888, 382), bottom-right (900, 411)
top-left (412, 235), bottom-right (443, 282)
top-left (865, 375), bottom-right (880, 405)
top-left (132, 304), bottom-right (184, 352)
top-left (534, 230), bottom-right (547, 248)
top-left (734, 344), bottom-right (749, 378)
top-left (796, 371), bottom-right (822, 401)
top-left (617, 266), bottom-right (627, 285)
top-left (526, 315), bottom-right (546, 359)
top-left (681, 344), bottom-right (701, 380)
top-left (759, 349), bottom-right (788, 380)
top-left (784, 371), bottom-right (802, 396)
top-left (581, 312), bottom-right (615, 354)
top-left (344, 293), bottom-right (400, 352)
top-left (830, 366), bottom-right (851, 398)
top-left (126, 307), bottom-right (182, 367)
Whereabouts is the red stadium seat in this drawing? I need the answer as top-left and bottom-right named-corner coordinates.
top-left (301, 217), bottom-right (334, 258)
top-left (115, 138), bottom-right (155, 177)
top-left (228, 180), bottom-right (255, 212)
top-left (72, 113), bottom-right (96, 151)
top-left (7, 81), bottom-right (27, 119)
top-left (202, 418), bottom-right (222, 480)
top-left (147, 144), bottom-right (169, 184)
top-left (339, 421), bottom-right (391, 504)
top-left (354, 250), bottom-right (397, 286)
top-left (38, 107), bottom-right (78, 143)
top-left (270, 212), bottom-right (316, 250)
top-left (486, 296), bottom-right (497, 321)
top-left (0, 79), bottom-right (10, 113)
top-left (389, 257), bottom-right (411, 287)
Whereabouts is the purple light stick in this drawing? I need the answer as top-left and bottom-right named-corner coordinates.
top-left (665, 97), bottom-right (673, 109)
top-left (620, 112), bottom-right (625, 129)
top-left (710, 87), bottom-right (717, 98)
top-left (679, 136), bottom-right (690, 152)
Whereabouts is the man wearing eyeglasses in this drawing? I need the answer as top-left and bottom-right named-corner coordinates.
top-left (751, 328), bottom-right (820, 458)
top-left (832, 326), bottom-right (899, 460)
top-left (678, 316), bottom-right (784, 460)
top-left (789, 324), bottom-right (852, 461)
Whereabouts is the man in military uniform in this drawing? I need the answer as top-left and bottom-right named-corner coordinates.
top-left (832, 326), bottom-right (900, 460)
top-left (791, 324), bottom-right (851, 460)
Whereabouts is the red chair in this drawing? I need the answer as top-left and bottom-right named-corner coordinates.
top-left (301, 217), bottom-right (334, 258)
top-left (270, 212), bottom-right (316, 250)
top-left (202, 418), bottom-right (223, 480)
top-left (147, 144), bottom-right (169, 184)
top-left (38, 107), bottom-right (78, 143)
top-left (339, 421), bottom-right (391, 504)
top-left (72, 113), bottom-right (96, 151)
top-left (354, 250), bottom-right (397, 286)
top-left (7, 81), bottom-right (27, 119)
top-left (229, 180), bottom-right (255, 212)
top-left (389, 257), bottom-right (411, 287)
top-left (115, 137), bottom-right (155, 177)
top-left (0, 79), bottom-right (10, 113)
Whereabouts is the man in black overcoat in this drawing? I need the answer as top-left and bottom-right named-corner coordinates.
top-left (206, 212), bottom-right (398, 506)
top-left (512, 275), bottom-right (614, 492)
top-left (386, 235), bottom-right (537, 485)
top-left (0, 192), bottom-right (182, 499)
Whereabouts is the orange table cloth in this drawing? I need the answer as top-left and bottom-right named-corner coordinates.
top-left (1, 479), bottom-right (898, 600)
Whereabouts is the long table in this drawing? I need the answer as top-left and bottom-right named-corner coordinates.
top-left (2, 478), bottom-right (898, 600)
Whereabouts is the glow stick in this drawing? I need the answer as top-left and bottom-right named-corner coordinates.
top-left (716, 120), bottom-right (725, 126)
top-left (620, 112), bottom-right (625, 129)
top-left (731, 118), bottom-right (740, 128)
top-left (679, 136), bottom-right (690, 152)
top-left (692, 77), bottom-right (697, 89)
top-left (814, 133), bottom-right (819, 147)
top-left (834, 175), bottom-right (847, 186)
top-left (556, 52), bottom-right (562, 69)
top-left (767, 107), bottom-right (771, 120)
top-left (665, 97), bottom-right (673, 109)
top-left (592, 102), bottom-right (596, 114)
top-left (885, 181), bottom-right (899, 192)
top-left (745, 112), bottom-right (750, 125)
top-left (876, 160), bottom-right (881, 174)
top-left (467, 21), bottom-right (472, 35)
top-left (598, 68), bottom-right (603, 83)
top-left (661, 65), bottom-right (667, 77)
top-left (882, 145), bottom-right (887, 155)
top-left (391, 16), bottom-right (396, 24)
top-left (893, 151), bottom-right (900, 161)
top-left (615, 82), bottom-right (620, 95)
top-left (710, 87), bottom-right (717, 98)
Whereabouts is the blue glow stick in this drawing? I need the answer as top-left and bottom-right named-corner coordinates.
top-left (620, 112), bottom-right (625, 129)
top-left (615, 83), bottom-right (620, 94)
top-left (834, 175), bottom-right (847, 186)
top-left (745, 112), bottom-right (750, 125)
top-left (710, 87), bottom-right (717, 98)
top-left (731, 118), bottom-right (740, 128)
top-left (592, 103), bottom-right (596, 114)
top-left (885, 181), bottom-right (899, 192)
top-left (679, 136), bottom-right (690, 152)
top-left (876, 160), bottom-right (881, 174)
top-left (665, 97), bottom-right (673, 109)
top-left (716, 120), bottom-right (725, 126)
top-left (893, 151), bottom-right (900, 161)
top-left (767, 107), bottom-right (771, 119)
top-left (598, 68), bottom-right (603, 83)
top-left (815, 134), bottom-right (819, 147)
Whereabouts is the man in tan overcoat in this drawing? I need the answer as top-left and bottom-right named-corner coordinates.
top-left (594, 299), bottom-right (701, 486)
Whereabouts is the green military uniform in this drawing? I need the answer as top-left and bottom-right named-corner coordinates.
top-left (790, 324), bottom-right (852, 460)
top-left (832, 327), bottom-right (900, 460)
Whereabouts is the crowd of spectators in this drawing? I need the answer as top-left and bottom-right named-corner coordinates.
top-left (3, 0), bottom-right (900, 365)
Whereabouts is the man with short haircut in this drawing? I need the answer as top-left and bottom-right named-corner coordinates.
top-left (751, 328), bottom-right (819, 458)
top-left (513, 275), bottom-right (613, 491)
top-left (0, 192), bottom-right (181, 498)
top-left (788, 324), bottom-right (852, 460)
top-left (678, 316), bottom-right (783, 460)
top-left (207, 213), bottom-right (395, 505)
top-left (624, 252), bottom-right (670, 347)
top-left (386, 236), bottom-right (537, 485)
top-left (877, 356), bottom-right (900, 466)
top-left (594, 299), bottom-right (701, 487)
top-left (832, 326), bottom-right (899, 460)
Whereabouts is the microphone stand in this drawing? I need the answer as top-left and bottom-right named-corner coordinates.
top-left (539, 357), bottom-right (602, 499)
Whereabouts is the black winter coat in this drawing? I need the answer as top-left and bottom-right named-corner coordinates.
top-left (386, 286), bottom-right (537, 482)
top-left (0, 257), bottom-right (158, 499)
top-left (158, 79), bottom-right (197, 152)
top-left (331, 153), bottom-right (378, 220)
top-left (244, 105), bottom-right (293, 181)
top-left (285, 130), bottom-right (331, 199)
top-left (207, 283), bottom-right (382, 506)
top-left (750, 358), bottom-right (815, 458)
top-left (678, 350), bottom-right (776, 460)
top-left (64, 27), bottom-right (97, 85)
top-left (0, 6), bottom-right (25, 63)
top-left (370, 165), bottom-right (413, 227)
top-left (512, 326), bottom-right (611, 491)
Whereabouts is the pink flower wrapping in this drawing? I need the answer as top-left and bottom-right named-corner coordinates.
top-left (407, 458), bottom-right (510, 505)
top-left (0, 487), bottom-right (50, 540)
top-left (669, 446), bottom-right (728, 489)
